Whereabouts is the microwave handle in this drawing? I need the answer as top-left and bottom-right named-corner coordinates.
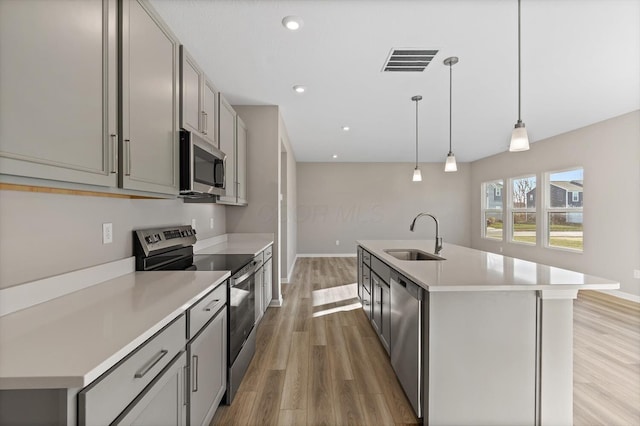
top-left (222, 156), bottom-right (227, 190)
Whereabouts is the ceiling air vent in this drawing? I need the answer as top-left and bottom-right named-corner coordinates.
top-left (382, 48), bottom-right (438, 72)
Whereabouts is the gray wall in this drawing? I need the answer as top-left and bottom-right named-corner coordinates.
top-left (470, 110), bottom-right (640, 298)
top-left (0, 190), bottom-right (226, 288)
top-left (296, 162), bottom-right (471, 254)
top-left (280, 115), bottom-right (297, 281)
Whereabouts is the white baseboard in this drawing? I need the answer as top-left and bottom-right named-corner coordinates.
top-left (269, 296), bottom-right (283, 307)
top-left (597, 289), bottom-right (640, 304)
top-left (281, 255), bottom-right (299, 284)
top-left (297, 253), bottom-right (357, 258)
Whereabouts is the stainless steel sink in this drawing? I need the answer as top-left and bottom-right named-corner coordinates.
top-left (384, 249), bottom-right (446, 261)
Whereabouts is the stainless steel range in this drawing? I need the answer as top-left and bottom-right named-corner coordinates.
top-left (133, 225), bottom-right (261, 404)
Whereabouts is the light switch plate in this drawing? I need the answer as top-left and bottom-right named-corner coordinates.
top-left (191, 219), bottom-right (196, 229)
top-left (634, 269), bottom-right (640, 279)
top-left (210, 218), bottom-right (214, 229)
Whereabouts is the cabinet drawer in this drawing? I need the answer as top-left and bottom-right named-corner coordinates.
top-left (263, 245), bottom-right (273, 260)
top-left (371, 256), bottom-right (391, 284)
top-left (79, 315), bottom-right (186, 426)
top-left (188, 283), bottom-right (227, 339)
top-left (362, 249), bottom-right (371, 266)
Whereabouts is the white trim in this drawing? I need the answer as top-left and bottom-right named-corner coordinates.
top-left (0, 257), bottom-right (135, 317)
top-left (269, 296), bottom-right (284, 307)
top-left (297, 253), bottom-right (357, 258)
top-left (597, 289), bottom-right (640, 304)
top-left (281, 255), bottom-right (298, 283)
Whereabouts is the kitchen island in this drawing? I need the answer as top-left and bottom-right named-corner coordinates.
top-left (357, 240), bottom-right (619, 426)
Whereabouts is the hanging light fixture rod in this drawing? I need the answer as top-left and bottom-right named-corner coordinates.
top-left (444, 56), bottom-right (458, 172)
top-left (509, 0), bottom-right (530, 152)
top-left (411, 95), bottom-right (423, 182)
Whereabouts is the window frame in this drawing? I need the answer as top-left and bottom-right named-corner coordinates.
top-left (508, 174), bottom-right (537, 246)
top-left (543, 167), bottom-right (584, 253)
top-left (481, 179), bottom-right (504, 241)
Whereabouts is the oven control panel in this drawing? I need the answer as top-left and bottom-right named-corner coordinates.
top-left (134, 225), bottom-right (197, 257)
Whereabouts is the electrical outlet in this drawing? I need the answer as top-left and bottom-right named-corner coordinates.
top-left (191, 219), bottom-right (196, 229)
top-left (335, 240), bottom-right (340, 246)
top-left (102, 223), bottom-right (113, 244)
top-left (634, 269), bottom-right (640, 279)
top-left (499, 246), bottom-right (503, 253)
top-left (210, 218), bottom-right (214, 229)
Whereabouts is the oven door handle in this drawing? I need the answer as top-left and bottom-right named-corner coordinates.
top-left (231, 262), bottom-right (258, 286)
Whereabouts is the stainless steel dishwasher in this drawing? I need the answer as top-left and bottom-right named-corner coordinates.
top-left (390, 270), bottom-right (424, 419)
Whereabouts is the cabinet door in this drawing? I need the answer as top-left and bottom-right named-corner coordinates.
top-left (113, 352), bottom-right (187, 426)
top-left (381, 282), bottom-right (391, 354)
top-left (0, 0), bottom-right (118, 187)
top-left (236, 116), bottom-right (248, 205)
top-left (372, 274), bottom-right (382, 335)
top-left (121, 0), bottom-right (179, 195)
top-left (217, 95), bottom-right (237, 203)
top-left (263, 258), bottom-right (273, 311)
top-left (202, 79), bottom-right (218, 147)
top-left (362, 287), bottom-right (371, 320)
top-left (189, 308), bottom-right (227, 426)
top-left (254, 267), bottom-right (264, 324)
top-left (180, 48), bottom-right (202, 135)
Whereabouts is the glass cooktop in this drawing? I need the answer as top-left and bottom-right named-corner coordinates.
top-left (191, 254), bottom-right (254, 275)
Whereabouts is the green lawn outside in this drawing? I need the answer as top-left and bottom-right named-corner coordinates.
top-left (488, 223), bottom-right (582, 232)
top-left (511, 235), bottom-right (583, 250)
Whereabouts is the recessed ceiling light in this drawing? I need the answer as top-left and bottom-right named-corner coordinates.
top-left (332, 154), bottom-right (338, 159)
top-left (282, 16), bottom-right (303, 31)
top-left (342, 126), bottom-right (350, 131)
top-left (293, 85), bottom-right (306, 93)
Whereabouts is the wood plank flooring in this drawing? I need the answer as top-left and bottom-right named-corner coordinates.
top-left (212, 257), bottom-right (418, 426)
top-left (212, 257), bottom-right (640, 426)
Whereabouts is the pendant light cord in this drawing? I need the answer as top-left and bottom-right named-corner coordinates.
top-left (449, 62), bottom-right (453, 154)
top-left (415, 98), bottom-right (419, 168)
top-left (518, 0), bottom-right (522, 122)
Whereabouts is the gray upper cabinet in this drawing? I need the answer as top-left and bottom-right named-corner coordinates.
top-left (0, 0), bottom-right (118, 187)
top-left (180, 48), bottom-right (218, 148)
top-left (217, 95), bottom-right (237, 204)
top-left (120, 0), bottom-right (180, 195)
top-left (236, 116), bottom-right (248, 205)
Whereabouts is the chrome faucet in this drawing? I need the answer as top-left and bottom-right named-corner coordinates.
top-left (410, 212), bottom-right (443, 255)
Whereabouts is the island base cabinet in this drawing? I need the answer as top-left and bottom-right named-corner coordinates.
top-left (263, 257), bottom-right (273, 310)
top-left (427, 291), bottom-right (537, 426)
top-left (113, 352), bottom-right (187, 426)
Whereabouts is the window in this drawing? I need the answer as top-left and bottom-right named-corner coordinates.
top-left (482, 180), bottom-right (504, 240)
top-left (546, 168), bottom-right (583, 251)
top-left (510, 175), bottom-right (536, 245)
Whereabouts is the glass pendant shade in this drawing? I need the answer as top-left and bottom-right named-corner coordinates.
top-left (444, 152), bottom-right (457, 172)
top-left (509, 121), bottom-right (530, 152)
top-left (412, 168), bottom-right (422, 182)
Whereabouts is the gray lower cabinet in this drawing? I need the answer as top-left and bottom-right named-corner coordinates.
top-left (188, 307), bottom-right (227, 426)
top-left (113, 352), bottom-right (187, 426)
top-left (120, 0), bottom-right (180, 195)
top-left (254, 252), bottom-right (265, 324)
top-left (263, 255), bottom-right (273, 311)
top-left (0, 0), bottom-right (118, 188)
top-left (359, 247), bottom-right (391, 353)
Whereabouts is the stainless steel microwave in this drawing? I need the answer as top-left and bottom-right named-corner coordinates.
top-left (179, 130), bottom-right (226, 198)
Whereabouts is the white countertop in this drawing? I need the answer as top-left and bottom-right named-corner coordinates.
top-left (195, 233), bottom-right (273, 256)
top-left (358, 240), bottom-right (619, 292)
top-left (0, 270), bottom-right (229, 390)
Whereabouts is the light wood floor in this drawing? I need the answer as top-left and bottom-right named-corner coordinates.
top-left (212, 257), bottom-right (640, 426)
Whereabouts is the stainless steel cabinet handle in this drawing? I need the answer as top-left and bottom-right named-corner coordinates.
top-left (110, 134), bottom-right (118, 174)
top-left (202, 111), bottom-right (208, 135)
top-left (203, 298), bottom-right (223, 312)
top-left (183, 365), bottom-right (189, 406)
top-left (192, 355), bottom-right (199, 392)
top-left (125, 139), bottom-right (131, 176)
top-left (134, 349), bottom-right (168, 378)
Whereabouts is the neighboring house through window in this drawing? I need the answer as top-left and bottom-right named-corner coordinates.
top-left (546, 168), bottom-right (584, 251)
top-left (482, 180), bottom-right (504, 240)
top-left (510, 175), bottom-right (537, 245)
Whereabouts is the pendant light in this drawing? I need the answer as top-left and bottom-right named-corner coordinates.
top-left (509, 0), bottom-right (530, 152)
top-left (411, 95), bottom-right (423, 181)
top-left (444, 56), bottom-right (458, 172)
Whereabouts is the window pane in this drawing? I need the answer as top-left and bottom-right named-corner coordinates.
top-left (549, 212), bottom-right (583, 250)
top-left (484, 180), bottom-right (503, 209)
top-left (484, 212), bottom-right (503, 240)
top-left (512, 212), bottom-right (536, 244)
top-left (548, 169), bottom-right (583, 208)
top-left (512, 176), bottom-right (536, 208)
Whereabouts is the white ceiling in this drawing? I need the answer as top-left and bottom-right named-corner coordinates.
top-left (150, 0), bottom-right (640, 163)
